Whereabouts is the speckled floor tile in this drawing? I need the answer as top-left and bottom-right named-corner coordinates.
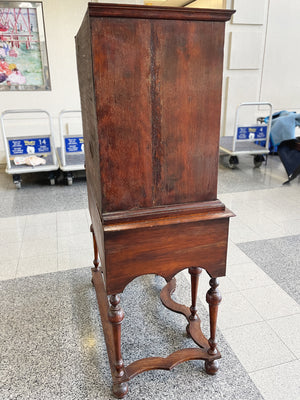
top-left (25, 212), bottom-right (57, 227)
top-left (0, 259), bottom-right (18, 280)
top-left (279, 278), bottom-right (300, 304)
top-left (16, 254), bottom-right (58, 277)
top-left (0, 215), bottom-right (26, 231)
top-left (0, 172), bottom-right (87, 217)
top-left (226, 241), bottom-right (253, 265)
top-left (215, 291), bottom-right (264, 330)
top-left (0, 268), bottom-right (263, 400)
top-left (241, 285), bottom-right (300, 320)
top-left (0, 227), bottom-right (24, 244)
top-left (1, 147), bottom-right (299, 400)
top-left (229, 219), bottom-right (259, 243)
top-left (20, 237), bottom-right (58, 258)
top-left (250, 360), bottom-right (300, 400)
top-left (238, 235), bottom-right (300, 303)
top-left (218, 161), bottom-right (274, 194)
top-left (57, 250), bottom-right (92, 271)
top-left (267, 314), bottom-right (300, 358)
top-left (0, 194), bottom-right (16, 217)
top-left (221, 321), bottom-right (296, 373)
top-left (0, 241), bottom-right (22, 261)
top-left (57, 233), bottom-right (92, 253)
top-left (227, 261), bottom-right (275, 290)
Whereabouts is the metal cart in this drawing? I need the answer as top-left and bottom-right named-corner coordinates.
top-left (56, 110), bottom-right (85, 185)
top-left (220, 102), bottom-right (273, 168)
top-left (0, 109), bottom-right (59, 188)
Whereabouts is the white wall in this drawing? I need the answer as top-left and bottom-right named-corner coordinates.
top-left (0, 0), bottom-right (89, 164)
top-left (221, 0), bottom-right (300, 137)
top-left (221, 0), bottom-right (269, 136)
top-left (98, 0), bottom-right (143, 3)
top-left (0, 1), bottom-right (145, 165)
top-left (260, 0), bottom-right (300, 111)
top-left (1, 0), bottom-right (300, 163)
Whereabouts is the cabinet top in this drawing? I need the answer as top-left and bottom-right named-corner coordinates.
top-left (87, 2), bottom-right (235, 22)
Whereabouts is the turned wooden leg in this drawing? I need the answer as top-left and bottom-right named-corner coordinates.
top-left (90, 224), bottom-right (100, 270)
top-left (205, 277), bottom-right (222, 375)
top-left (108, 294), bottom-right (128, 398)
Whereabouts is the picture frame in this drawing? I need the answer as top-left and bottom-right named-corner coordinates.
top-left (0, 1), bottom-right (51, 91)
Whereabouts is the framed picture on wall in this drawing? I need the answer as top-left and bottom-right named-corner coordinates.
top-left (0, 1), bottom-right (51, 91)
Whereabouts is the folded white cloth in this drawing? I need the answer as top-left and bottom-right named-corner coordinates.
top-left (14, 155), bottom-right (46, 167)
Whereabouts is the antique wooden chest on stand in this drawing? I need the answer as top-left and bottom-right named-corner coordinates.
top-left (76, 3), bottom-right (234, 398)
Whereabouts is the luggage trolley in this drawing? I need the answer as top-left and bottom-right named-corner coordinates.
top-left (0, 109), bottom-right (59, 188)
top-left (56, 110), bottom-right (85, 185)
top-left (220, 102), bottom-right (273, 168)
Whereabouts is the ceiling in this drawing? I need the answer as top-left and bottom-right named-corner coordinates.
top-left (143, 1), bottom-right (192, 6)
top-left (143, 1), bottom-right (225, 8)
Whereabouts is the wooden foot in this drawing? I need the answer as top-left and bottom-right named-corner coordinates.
top-left (112, 382), bottom-right (129, 399)
top-left (205, 359), bottom-right (219, 375)
top-left (206, 278), bottom-right (222, 357)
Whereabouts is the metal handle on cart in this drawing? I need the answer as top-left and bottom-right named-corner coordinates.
top-left (0, 109), bottom-right (58, 169)
top-left (233, 102), bottom-right (273, 153)
top-left (1, 109), bottom-right (52, 117)
top-left (59, 110), bottom-right (82, 167)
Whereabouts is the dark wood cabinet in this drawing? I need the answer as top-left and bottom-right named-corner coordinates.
top-left (76, 3), bottom-right (234, 398)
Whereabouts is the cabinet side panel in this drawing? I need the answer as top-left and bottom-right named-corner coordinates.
top-left (152, 20), bottom-right (225, 205)
top-left (91, 18), bottom-right (153, 213)
top-left (75, 14), bottom-right (103, 217)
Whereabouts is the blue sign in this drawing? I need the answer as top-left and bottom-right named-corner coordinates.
top-left (8, 137), bottom-right (51, 156)
top-left (237, 126), bottom-right (267, 140)
top-left (64, 137), bottom-right (84, 153)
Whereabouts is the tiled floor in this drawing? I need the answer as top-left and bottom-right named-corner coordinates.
top-left (1, 153), bottom-right (300, 399)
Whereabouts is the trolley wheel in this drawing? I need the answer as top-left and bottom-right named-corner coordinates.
top-left (48, 172), bottom-right (56, 186)
top-left (253, 155), bottom-right (265, 168)
top-left (13, 174), bottom-right (21, 189)
top-left (229, 155), bottom-right (239, 169)
top-left (67, 176), bottom-right (73, 186)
